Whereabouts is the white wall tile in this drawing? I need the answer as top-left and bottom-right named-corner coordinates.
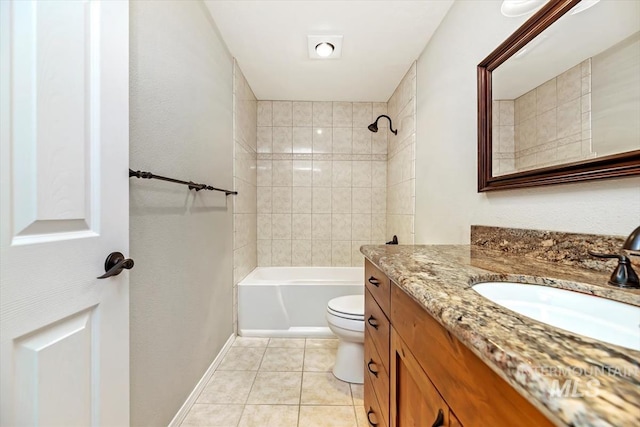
top-left (273, 127), bottom-right (293, 153)
top-left (257, 214), bottom-right (272, 239)
top-left (331, 161), bottom-right (352, 188)
top-left (312, 240), bottom-right (331, 266)
top-left (257, 187), bottom-right (272, 213)
top-left (331, 214), bottom-right (352, 241)
top-left (351, 241), bottom-right (368, 267)
top-left (312, 161), bottom-right (332, 187)
top-left (292, 214), bottom-right (312, 240)
top-left (371, 188), bottom-right (386, 214)
top-left (292, 240), bottom-right (312, 266)
top-left (293, 160), bottom-right (312, 187)
top-left (313, 102), bottom-right (332, 127)
top-left (272, 101), bottom-right (292, 126)
top-left (331, 188), bottom-right (352, 214)
top-left (352, 161), bottom-right (372, 187)
top-left (371, 161), bottom-right (387, 188)
top-left (312, 214), bottom-right (331, 240)
top-left (331, 241), bottom-right (351, 267)
top-left (272, 240), bottom-right (292, 266)
top-left (257, 160), bottom-right (272, 187)
top-left (313, 128), bottom-right (332, 153)
top-left (257, 127), bottom-right (272, 153)
top-left (272, 160), bottom-right (293, 186)
top-left (292, 187), bottom-right (312, 213)
top-left (258, 239), bottom-right (272, 266)
top-left (371, 132), bottom-right (387, 154)
top-left (352, 214), bottom-right (371, 241)
top-left (293, 102), bottom-right (312, 126)
top-left (272, 187), bottom-right (292, 213)
top-left (332, 128), bottom-right (352, 154)
top-left (352, 188), bottom-right (372, 214)
top-left (258, 101), bottom-right (272, 126)
top-left (353, 103), bottom-right (372, 128)
top-left (312, 187), bottom-right (332, 213)
top-left (272, 214), bottom-right (292, 239)
top-left (293, 127), bottom-right (312, 153)
top-left (352, 129), bottom-right (371, 154)
top-left (333, 102), bottom-right (352, 127)
top-left (557, 64), bottom-right (582, 104)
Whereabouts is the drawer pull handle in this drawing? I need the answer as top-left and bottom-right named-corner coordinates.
top-left (367, 359), bottom-right (379, 377)
top-left (366, 409), bottom-right (378, 427)
top-left (431, 409), bottom-right (445, 427)
top-left (367, 315), bottom-right (379, 330)
top-left (368, 276), bottom-right (380, 287)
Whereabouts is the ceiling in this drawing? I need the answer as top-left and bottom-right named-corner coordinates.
top-left (204, 1), bottom-right (454, 102)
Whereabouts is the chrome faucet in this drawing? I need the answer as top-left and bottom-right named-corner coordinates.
top-left (589, 226), bottom-right (640, 289)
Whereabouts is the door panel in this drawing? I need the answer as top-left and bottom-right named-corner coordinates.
top-left (12, 0), bottom-right (99, 242)
top-left (0, 1), bottom-right (129, 425)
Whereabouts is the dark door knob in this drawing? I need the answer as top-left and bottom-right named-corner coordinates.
top-left (97, 252), bottom-right (134, 279)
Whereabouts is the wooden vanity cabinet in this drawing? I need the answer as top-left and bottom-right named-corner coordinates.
top-left (363, 259), bottom-right (553, 427)
top-left (364, 260), bottom-right (391, 427)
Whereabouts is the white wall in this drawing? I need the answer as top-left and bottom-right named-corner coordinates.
top-left (415, 0), bottom-right (640, 244)
top-left (129, 1), bottom-right (234, 425)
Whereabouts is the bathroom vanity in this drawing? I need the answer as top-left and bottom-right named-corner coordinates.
top-left (361, 235), bottom-right (640, 427)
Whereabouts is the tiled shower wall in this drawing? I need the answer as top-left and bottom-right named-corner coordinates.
top-left (233, 62), bottom-right (257, 330)
top-left (386, 63), bottom-right (417, 245)
top-left (256, 101), bottom-right (388, 267)
top-left (493, 59), bottom-right (593, 175)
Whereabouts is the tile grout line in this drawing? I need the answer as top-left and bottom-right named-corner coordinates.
top-left (235, 339), bottom-right (268, 427)
top-left (297, 338), bottom-right (307, 426)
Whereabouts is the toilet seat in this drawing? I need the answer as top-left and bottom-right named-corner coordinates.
top-left (327, 295), bottom-right (364, 320)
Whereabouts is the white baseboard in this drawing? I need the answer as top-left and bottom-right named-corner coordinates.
top-left (168, 333), bottom-right (236, 427)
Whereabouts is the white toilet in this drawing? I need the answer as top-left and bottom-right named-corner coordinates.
top-left (326, 295), bottom-right (365, 384)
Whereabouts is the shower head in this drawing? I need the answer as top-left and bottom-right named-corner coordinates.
top-left (368, 114), bottom-right (397, 135)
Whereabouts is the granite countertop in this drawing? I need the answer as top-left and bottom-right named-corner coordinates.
top-left (360, 244), bottom-right (640, 427)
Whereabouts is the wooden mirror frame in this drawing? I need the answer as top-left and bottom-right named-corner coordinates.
top-left (477, 0), bottom-right (640, 192)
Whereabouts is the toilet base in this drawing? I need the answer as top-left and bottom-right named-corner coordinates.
top-left (332, 340), bottom-right (364, 384)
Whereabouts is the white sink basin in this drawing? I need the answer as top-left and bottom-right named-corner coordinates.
top-left (472, 282), bottom-right (640, 351)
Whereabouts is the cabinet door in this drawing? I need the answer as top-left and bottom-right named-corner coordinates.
top-left (391, 328), bottom-right (451, 427)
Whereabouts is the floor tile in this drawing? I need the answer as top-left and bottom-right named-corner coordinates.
top-left (305, 338), bottom-right (339, 349)
top-left (260, 347), bottom-right (304, 371)
top-left (233, 337), bottom-right (270, 347)
top-left (303, 348), bottom-right (336, 372)
top-left (350, 384), bottom-right (364, 407)
top-left (267, 338), bottom-right (306, 348)
top-left (247, 371), bottom-right (302, 405)
top-left (354, 405), bottom-right (368, 427)
top-left (298, 405), bottom-right (358, 427)
top-left (217, 347), bottom-right (265, 371)
top-left (301, 372), bottom-right (353, 405)
top-left (181, 404), bottom-right (244, 427)
top-left (197, 371), bottom-right (257, 404)
top-left (238, 405), bottom-right (298, 427)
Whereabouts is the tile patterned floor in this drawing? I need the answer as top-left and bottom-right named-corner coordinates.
top-left (181, 337), bottom-right (366, 427)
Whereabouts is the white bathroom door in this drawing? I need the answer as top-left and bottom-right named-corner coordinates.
top-left (0, 1), bottom-right (130, 426)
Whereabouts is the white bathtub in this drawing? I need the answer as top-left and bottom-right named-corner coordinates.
top-left (238, 267), bottom-right (364, 338)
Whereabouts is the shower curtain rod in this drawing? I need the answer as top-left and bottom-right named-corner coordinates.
top-left (129, 168), bottom-right (238, 196)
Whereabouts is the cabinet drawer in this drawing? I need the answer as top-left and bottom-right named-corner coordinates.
top-left (365, 259), bottom-right (390, 315)
top-left (365, 289), bottom-right (390, 374)
top-left (391, 285), bottom-right (553, 427)
top-left (365, 329), bottom-right (389, 424)
top-left (364, 373), bottom-right (388, 427)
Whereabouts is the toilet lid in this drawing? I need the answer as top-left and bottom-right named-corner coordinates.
top-left (327, 295), bottom-right (364, 319)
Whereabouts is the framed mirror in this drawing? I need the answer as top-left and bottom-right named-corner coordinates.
top-left (478, 0), bottom-right (640, 192)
